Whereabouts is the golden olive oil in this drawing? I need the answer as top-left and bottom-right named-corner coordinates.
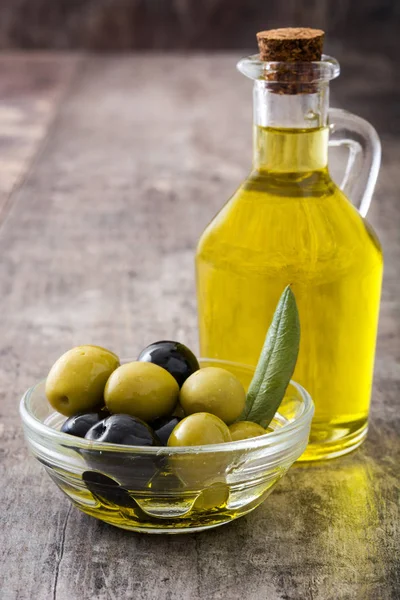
top-left (56, 474), bottom-right (273, 532)
top-left (196, 126), bottom-right (383, 460)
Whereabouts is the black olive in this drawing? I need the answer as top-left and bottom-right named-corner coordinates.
top-left (82, 471), bottom-right (136, 508)
top-left (61, 410), bottom-right (110, 438)
top-left (83, 414), bottom-right (163, 490)
top-left (85, 414), bottom-right (159, 445)
top-left (150, 416), bottom-right (181, 446)
top-left (137, 340), bottom-right (199, 388)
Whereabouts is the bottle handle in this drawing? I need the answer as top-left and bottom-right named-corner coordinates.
top-left (328, 108), bottom-right (381, 217)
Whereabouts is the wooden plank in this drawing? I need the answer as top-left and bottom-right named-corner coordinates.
top-left (0, 53), bottom-right (81, 218)
top-left (0, 54), bottom-right (398, 600)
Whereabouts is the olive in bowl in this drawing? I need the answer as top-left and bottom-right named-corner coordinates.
top-left (83, 414), bottom-right (163, 489)
top-left (82, 471), bottom-right (138, 509)
top-left (167, 413), bottom-right (232, 488)
top-left (168, 413), bottom-right (232, 447)
top-left (85, 414), bottom-right (160, 446)
top-left (45, 345), bottom-right (119, 417)
top-left (179, 367), bottom-right (246, 425)
top-left (149, 416), bottom-right (181, 446)
top-left (104, 361), bottom-right (179, 422)
top-left (229, 421), bottom-right (266, 441)
top-left (137, 341), bottom-right (199, 387)
top-left (61, 410), bottom-right (110, 438)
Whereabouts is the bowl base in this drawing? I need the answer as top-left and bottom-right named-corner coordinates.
top-left (63, 477), bottom-right (279, 533)
top-left (72, 497), bottom-right (263, 533)
top-left (95, 519), bottom-right (231, 534)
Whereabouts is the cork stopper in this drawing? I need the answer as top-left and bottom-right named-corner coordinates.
top-left (257, 28), bottom-right (325, 62)
top-left (256, 27), bottom-right (325, 94)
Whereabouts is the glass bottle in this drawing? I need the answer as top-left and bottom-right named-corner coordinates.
top-left (196, 54), bottom-right (383, 461)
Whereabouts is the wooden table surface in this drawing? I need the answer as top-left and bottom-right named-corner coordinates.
top-left (0, 53), bottom-right (399, 600)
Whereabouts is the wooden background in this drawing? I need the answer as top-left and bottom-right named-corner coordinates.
top-left (0, 0), bottom-right (399, 53)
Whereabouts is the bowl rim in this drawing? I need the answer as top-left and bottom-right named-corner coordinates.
top-left (20, 358), bottom-right (314, 455)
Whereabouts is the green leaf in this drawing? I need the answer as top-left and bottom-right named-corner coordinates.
top-left (240, 286), bottom-right (300, 428)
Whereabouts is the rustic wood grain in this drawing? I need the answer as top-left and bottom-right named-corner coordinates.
top-left (0, 54), bottom-right (399, 600)
top-left (0, 53), bottom-right (81, 218)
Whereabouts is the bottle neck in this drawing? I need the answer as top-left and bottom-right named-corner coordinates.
top-left (252, 82), bottom-right (330, 173)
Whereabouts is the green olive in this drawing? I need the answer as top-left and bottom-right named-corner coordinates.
top-left (168, 412), bottom-right (232, 447)
top-left (179, 367), bottom-right (246, 425)
top-left (45, 345), bottom-right (120, 417)
top-left (104, 361), bottom-right (179, 422)
top-left (168, 413), bottom-right (231, 487)
top-left (192, 482), bottom-right (229, 511)
top-left (229, 421), bottom-right (266, 441)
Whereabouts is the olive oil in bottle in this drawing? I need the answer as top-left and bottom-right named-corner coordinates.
top-left (196, 29), bottom-right (383, 460)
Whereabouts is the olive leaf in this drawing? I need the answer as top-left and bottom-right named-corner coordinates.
top-left (240, 286), bottom-right (300, 428)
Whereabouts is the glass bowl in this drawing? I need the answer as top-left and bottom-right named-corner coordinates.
top-left (20, 359), bottom-right (313, 533)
